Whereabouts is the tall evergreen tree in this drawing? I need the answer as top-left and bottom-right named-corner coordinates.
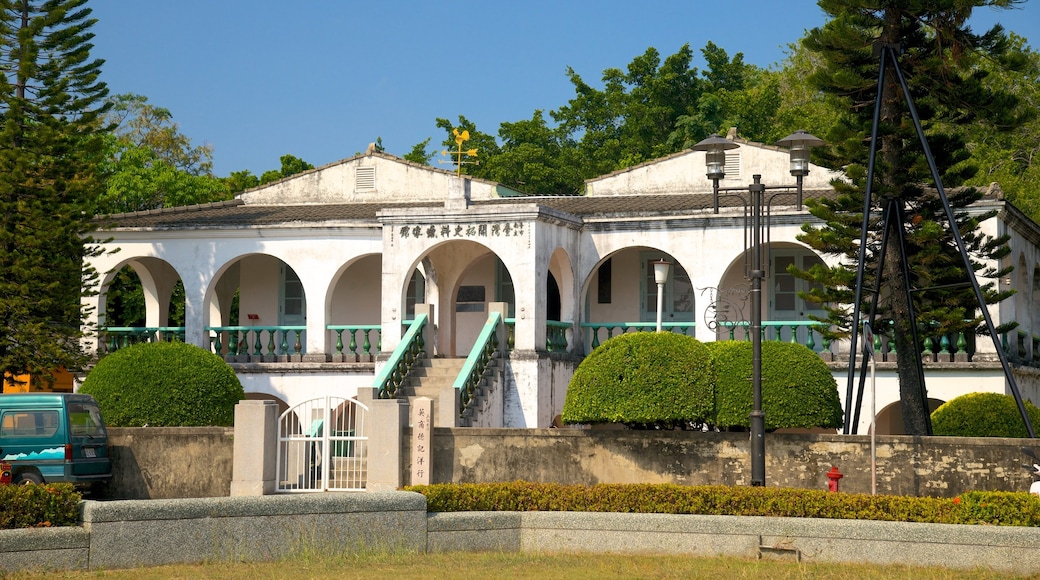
top-left (0, 0), bottom-right (109, 389)
top-left (795, 1), bottom-right (1027, 434)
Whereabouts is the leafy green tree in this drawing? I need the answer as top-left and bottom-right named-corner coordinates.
top-left (485, 111), bottom-right (584, 196)
top-left (99, 139), bottom-right (229, 213)
top-left (105, 93), bottom-right (214, 175)
top-left (404, 137), bottom-right (434, 165)
top-left (0, 0), bottom-right (109, 389)
top-left (223, 169), bottom-right (260, 194)
top-left (794, 0), bottom-right (1026, 434)
top-left (259, 153), bottom-right (314, 185)
top-left (954, 34), bottom-right (1040, 218)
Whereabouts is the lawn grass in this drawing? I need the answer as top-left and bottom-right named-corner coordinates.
top-left (11, 550), bottom-right (1028, 580)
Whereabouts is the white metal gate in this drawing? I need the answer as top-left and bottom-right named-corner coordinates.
top-left (276, 396), bottom-right (368, 492)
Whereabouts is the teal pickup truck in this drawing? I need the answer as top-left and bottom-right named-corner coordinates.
top-left (0, 393), bottom-right (112, 489)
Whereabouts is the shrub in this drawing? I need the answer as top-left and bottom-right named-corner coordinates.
top-left (561, 332), bottom-right (715, 427)
top-left (931, 392), bottom-right (1040, 438)
top-left (707, 341), bottom-right (843, 431)
top-left (403, 481), bottom-right (1040, 527)
top-left (80, 342), bottom-right (244, 426)
top-left (0, 483), bottom-right (80, 529)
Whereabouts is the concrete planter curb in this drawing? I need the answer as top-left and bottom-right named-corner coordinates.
top-left (3, 492), bottom-right (1039, 575)
top-left (429, 511), bottom-right (1040, 575)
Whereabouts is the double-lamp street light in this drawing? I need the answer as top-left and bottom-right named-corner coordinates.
top-left (691, 130), bottom-right (825, 487)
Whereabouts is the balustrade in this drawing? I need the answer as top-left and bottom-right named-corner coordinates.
top-left (326, 325), bottom-right (382, 359)
top-left (100, 327), bottom-right (185, 353)
top-left (207, 326), bottom-right (306, 360)
top-left (581, 322), bottom-right (696, 351)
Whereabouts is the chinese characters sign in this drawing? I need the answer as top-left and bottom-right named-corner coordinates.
top-left (410, 397), bottom-right (433, 486)
top-left (397, 222), bottom-right (525, 240)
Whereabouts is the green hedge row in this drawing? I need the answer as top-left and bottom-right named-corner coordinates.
top-left (562, 332), bottom-right (843, 430)
top-left (0, 483), bottom-right (81, 529)
top-left (405, 481), bottom-right (1040, 527)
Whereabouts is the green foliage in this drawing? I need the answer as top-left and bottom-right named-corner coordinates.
top-left (708, 341), bottom-right (843, 430)
top-left (0, 0), bottom-right (109, 387)
top-left (99, 138), bottom-right (231, 213)
top-left (259, 153), bottom-right (314, 185)
top-left (0, 483), bottom-right (81, 529)
top-left (79, 342), bottom-right (244, 426)
top-left (561, 332), bottom-right (715, 428)
top-left (405, 482), bottom-right (1040, 527)
top-left (931, 392), bottom-right (1040, 438)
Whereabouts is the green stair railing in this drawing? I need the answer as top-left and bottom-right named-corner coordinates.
top-left (373, 314), bottom-right (427, 399)
top-left (453, 311), bottom-right (503, 417)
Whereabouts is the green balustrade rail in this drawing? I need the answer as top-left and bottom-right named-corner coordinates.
top-left (207, 326), bottom-right (307, 359)
top-left (581, 322), bottom-right (696, 352)
top-left (100, 327), bottom-right (185, 353)
top-left (718, 321), bottom-right (830, 352)
top-left (546, 320), bottom-right (572, 352)
top-left (453, 311), bottom-right (503, 418)
top-left (373, 314), bottom-right (427, 399)
top-left (326, 325), bottom-right (382, 358)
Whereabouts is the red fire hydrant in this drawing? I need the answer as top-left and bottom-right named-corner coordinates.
top-left (826, 466), bottom-right (843, 492)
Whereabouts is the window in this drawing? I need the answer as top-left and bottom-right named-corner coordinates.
top-left (598, 259), bottom-right (612, 304)
top-left (1, 411), bottom-right (60, 438)
top-left (68, 403), bottom-right (106, 437)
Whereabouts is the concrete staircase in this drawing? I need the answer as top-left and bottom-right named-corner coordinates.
top-left (397, 357), bottom-right (466, 427)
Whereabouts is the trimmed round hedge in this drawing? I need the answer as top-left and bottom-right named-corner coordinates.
top-left (707, 340), bottom-right (843, 431)
top-left (931, 392), bottom-right (1040, 438)
top-left (562, 332), bottom-right (715, 427)
top-left (80, 342), bottom-right (244, 426)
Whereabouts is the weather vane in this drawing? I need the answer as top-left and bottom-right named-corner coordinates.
top-left (439, 128), bottom-right (479, 176)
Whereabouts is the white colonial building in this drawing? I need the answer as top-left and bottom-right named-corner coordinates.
top-left (85, 133), bottom-right (1040, 435)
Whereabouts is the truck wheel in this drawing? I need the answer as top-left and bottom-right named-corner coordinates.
top-left (13, 472), bottom-right (43, 485)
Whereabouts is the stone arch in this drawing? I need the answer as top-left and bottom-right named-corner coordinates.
top-left (580, 246), bottom-right (694, 351)
top-left (873, 398), bottom-right (945, 435)
top-left (98, 256), bottom-right (184, 328)
top-left (407, 239), bottom-right (513, 357)
top-left (548, 246), bottom-right (576, 323)
top-left (714, 241), bottom-right (826, 345)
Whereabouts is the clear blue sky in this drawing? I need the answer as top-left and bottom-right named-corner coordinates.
top-left (89, 1), bottom-right (1040, 177)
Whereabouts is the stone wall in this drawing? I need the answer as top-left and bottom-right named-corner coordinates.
top-left (427, 428), bottom-right (1038, 497)
top-left (104, 427), bottom-right (234, 500)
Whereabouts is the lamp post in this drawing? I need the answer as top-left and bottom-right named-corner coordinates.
top-left (692, 130), bottom-right (824, 487)
top-left (652, 260), bottom-right (671, 332)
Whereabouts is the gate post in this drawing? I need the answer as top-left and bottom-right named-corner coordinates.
top-left (231, 399), bottom-right (278, 496)
top-left (358, 388), bottom-right (409, 491)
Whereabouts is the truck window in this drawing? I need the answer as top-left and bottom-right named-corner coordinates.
top-left (68, 402), bottom-right (106, 437)
top-left (1, 411), bottom-right (60, 438)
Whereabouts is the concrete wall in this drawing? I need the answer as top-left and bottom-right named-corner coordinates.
top-left (0, 492), bottom-right (426, 572)
top-left (104, 427), bottom-right (234, 500)
top-left (427, 429), bottom-right (1039, 497)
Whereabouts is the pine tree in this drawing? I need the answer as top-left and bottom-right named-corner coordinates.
top-left (795, 1), bottom-right (1027, 434)
top-left (0, 0), bottom-right (109, 389)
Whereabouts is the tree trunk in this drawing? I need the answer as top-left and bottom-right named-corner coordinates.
top-left (879, 9), bottom-right (930, 435)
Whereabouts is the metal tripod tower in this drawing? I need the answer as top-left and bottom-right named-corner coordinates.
top-left (843, 43), bottom-right (1036, 439)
